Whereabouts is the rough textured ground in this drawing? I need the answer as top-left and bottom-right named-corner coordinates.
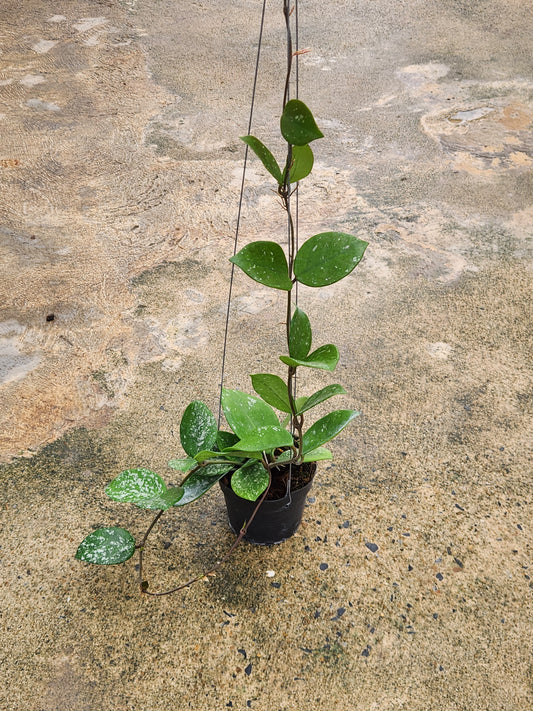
top-left (0, 1), bottom-right (531, 709)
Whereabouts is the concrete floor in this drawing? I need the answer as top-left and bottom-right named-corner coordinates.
top-left (1, 0), bottom-right (531, 709)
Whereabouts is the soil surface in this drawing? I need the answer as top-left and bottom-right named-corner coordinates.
top-left (1, 1), bottom-right (531, 710)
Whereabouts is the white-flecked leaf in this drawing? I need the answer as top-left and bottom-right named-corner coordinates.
top-left (231, 460), bottom-right (269, 501)
top-left (75, 527), bottom-right (136, 565)
top-left (106, 468), bottom-right (165, 502)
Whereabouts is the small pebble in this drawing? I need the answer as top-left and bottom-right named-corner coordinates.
top-left (365, 542), bottom-right (378, 553)
top-left (266, 570), bottom-right (275, 577)
top-left (319, 563), bottom-right (328, 571)
top-left (436, 572), bottom-right (443, 581)
top-left (244, 663), bottom-right (252, 676)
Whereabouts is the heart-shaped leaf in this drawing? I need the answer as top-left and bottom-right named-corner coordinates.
top-left (180, 401), bottom-right (217, 457)
top-left (302, 410), bottom-right (360, 454)
top-left (281, 100), bottom-right (324, 146)
top-left (241, 135), bottom-right (283, 184)
top-left (105, 468), bottom-right (184, 510)
top-left (230, 241), bottom-right (293, 291)
top-left (289, 307), bottom-right (312, 360)
top-left (294, 232), bottom-right (368, 287)
top-left (221, 388), bottom-right (280, 439)
top-left (289, 143), bottom-right (314, 182)
top-left (231, 460), bottom-right (269, 501)
top-left (75, 527), bottom-right (136, 565)
top-left (280, 344), bottom-right (339, 371)
top-left (251, 373), bottom-right (292, 413)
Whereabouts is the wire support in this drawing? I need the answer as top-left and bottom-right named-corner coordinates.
top-left (218, 0), bottom-right (268, 426)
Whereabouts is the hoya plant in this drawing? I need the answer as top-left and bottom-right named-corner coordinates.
top-left (76, 98), bottom-right (367, 584)
top-left (76, 3), bottom-right (368, 591)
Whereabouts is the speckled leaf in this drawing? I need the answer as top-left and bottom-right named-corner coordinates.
top-left (241, 135), bottom-right (283, 184)
top-left (251, 373), bottom-right (292, 413)
top-left (105, 468), bottom-right (184, 510)
top-left (230, 241), bottom-right (293, 291)
top-left (302, 410), bottom-right (360, 454)
top-left (168, 457), bottom-right (197, 472)
top-left (221, 388), bottom-right (280, 439)
top-left (227, 425), bottom-right (293, 452)
top-left (174, 464), bottom-right (234, 506)
top-left (75, 527), bottom-right (135, 565)
top-left (289, 307), bottom-right (312, 360)
top-left (180, 401), bottom-right (217, 457)
top-left (280, 100), bottom-right (324, 146)
top-left (139, 487), bottom-right (184, 510)
top-left (106, 468), bottom-right (165, 502)
top-left (289, 144), bottom-right (314, 182)
top-left (295, 384), bottom-right (346, 414)
top-left (294, 232), bottom-right (368, 287)
top-left (231, 460), bottom-right (269, 501)
top-left (280, 344), bottom-right (339, 371)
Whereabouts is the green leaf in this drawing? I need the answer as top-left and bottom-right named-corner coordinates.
top-left (302, 447), bottom-right (332, 462)
top-left (280, 344), bottom-right (339, 371)
top-left (105, 468), bottom-right (184, 510)
top-left (289, 307), bottom-right (312, 360)
top-left (221, 388), bottom-right (280, 439)
top-left (294, 232), bottom-right (368, 287)
top-left (75, 527), bottom-right (136, 565)
top-left (106, 467), bottom-right (164, 501)
top-left (289, 144), bottom-right (314, 182)
top-left (227, 425), bottom-right (294, 452)
top-left (194, 449), bottom-right (244, 464)
top-left (180, 401), bottom-right (217, 457)
top-left (174, 464), bottom-right (234, 506)
top-left (231, 460), bottom-right (269, 501)
top-left (296, 384), bottom-right (346, 414)
top-left (280, 100), bottom-right (324, 146)
top-left (230, 241), bottom-right (293, 291)
top-left (302, 410), bottom-right (360, 454)
top-left (168, 457), bottom-right (196, 472)
top-left (251, 373), bottom-right (292, 413)
top-left (241, 135), bottom-right (283, 184)
top-left (216, 430), bottom-right (240, 450)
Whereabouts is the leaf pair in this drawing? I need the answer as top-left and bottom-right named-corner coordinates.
top-left (241, 99), bottom-right (323, 186)
top-left (230, 232), bottom-right (368, 293)
top-left (251, 373), bottom-right (346, 416)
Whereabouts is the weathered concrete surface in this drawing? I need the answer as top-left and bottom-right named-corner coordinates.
top-left (0, 0), bottom-right (531, 709)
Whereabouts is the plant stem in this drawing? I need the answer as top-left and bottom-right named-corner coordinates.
top-left (138, 469), bottom-right (273, 596)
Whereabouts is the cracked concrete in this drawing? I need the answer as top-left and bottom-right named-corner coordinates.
top-left (0, 1), bottom-right (531, 709)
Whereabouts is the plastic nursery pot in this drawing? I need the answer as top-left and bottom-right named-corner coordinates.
top-left (220, 462), bottom-right (317, 545)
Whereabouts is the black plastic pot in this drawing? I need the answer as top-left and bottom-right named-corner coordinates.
top-left (220, 464), bottom-right (316, 545)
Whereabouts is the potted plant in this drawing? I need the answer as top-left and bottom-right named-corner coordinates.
top-left (75, 5), bottom-right (368, 594)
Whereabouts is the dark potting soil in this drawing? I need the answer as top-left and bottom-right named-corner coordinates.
top-left (222, 460), bottom-right (316, 501)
